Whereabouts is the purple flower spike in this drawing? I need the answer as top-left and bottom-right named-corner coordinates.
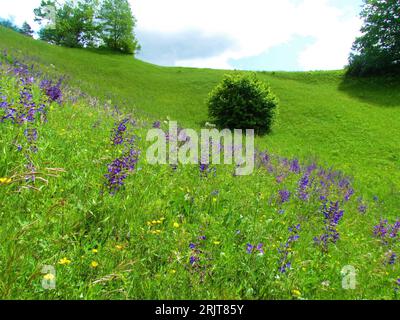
top-left (278, 189), bottom-right (291, 204)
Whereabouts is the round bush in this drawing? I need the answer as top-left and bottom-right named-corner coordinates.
top-left (207, 73), bottom-right (278, 135)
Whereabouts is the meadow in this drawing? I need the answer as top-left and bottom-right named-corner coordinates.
top-left (0, 27), bottom-right (399, 300)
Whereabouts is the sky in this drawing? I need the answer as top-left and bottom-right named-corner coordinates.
top-left (0, 0), bottom-right (364, 71)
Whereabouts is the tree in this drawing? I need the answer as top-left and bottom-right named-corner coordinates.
top-left (34, 0), bottom-right (100, 48)
top-left (33, 0), bottom-right (140, 54)
top-left (98, 0), bottom-right (140, 54)
top-left (21, 22), bottom-right (34, 37)
top-left (348, 0), bottom-right (400, 76)
top-left (0, 18), bottom-right (21, 33)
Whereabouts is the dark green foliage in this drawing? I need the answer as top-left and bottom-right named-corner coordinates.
top-left (208, 74), bottom-right (278, 135)
top-left (34, 0), bottom-right (139, 54)
top-left (98, 0), bottom-right (140, 54)
top-left (35, 0), bottom-right (100, 48)
top-left (348, 0), bottom-right (400, 76)
top-left (20, 22), bottom-right (34, 37)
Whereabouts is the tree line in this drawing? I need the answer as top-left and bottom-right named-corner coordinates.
top-left (0, 18), bottom-right (35, 37)
top-left (34, 0), bottom-right (140, 55)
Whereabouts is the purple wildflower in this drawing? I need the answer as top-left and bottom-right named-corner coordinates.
top-left (200, 163), bottom-right (209, 174)
top-left (278, 224), bottom-right (300, 273)
top-left (190, 256), bottom-right (197, 265)
top-left (279, 261), bottom-right (292, 273)
top-left (358, 204), bottom-right (367, 214)
top-left (152, 121), bottom-right (161, 129)
top-left (104, 117), bottom-right (139, 194)
top-left (374, 220), bottom-right (389, 239)
top-left (25, 161), bottom-right (36, 183)
top-left (188, 234), bottom-right (210, 281)
top-left (290, 159), bottom-right (301, 174)
top-left (260, 152), bottom-right (270, 166)
top-left (246, 243), bottom-right (265, 255)
top-left (104, 149), bottom-right (139, 194)
top-left (388, 252), bottom-right (397, 265)
top-left (306, 163), bottom-right (317, 174)
top-left (246, 243), bottom-right (253, 254)
top-left (278, 189), bottom-right (291, 204)
top-left (40, 79), bottom-right (63, 104)
top-left (390, 221), bottom-right (400, 239)
top-left (314, 201), bottom-right (344, 251)
top-left (24, 128), bottom-right (38, 143)
top-left (298, 173), bottom-right (310, 200)
top-left (112, 118), bottom-right (129, 145)
top-left (344, 188), bottom-right (355, 202)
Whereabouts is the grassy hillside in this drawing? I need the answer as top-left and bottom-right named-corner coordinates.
top-left (0, 26), bottom-right (399, 300)
top-left (1, 27), bottom-right (399, 200)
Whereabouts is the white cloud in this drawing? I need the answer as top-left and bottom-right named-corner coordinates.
top-left (294, 0), bottom-right (362, 70)
top-left (134, 0), bottom-right (362, 70)
top-left (0, 0), bottom-right (41, 28)
top-left (0, 0), bottom-right (363, 70)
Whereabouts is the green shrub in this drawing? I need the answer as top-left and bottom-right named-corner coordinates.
top-left (207, 73), bottom-right (278, 135)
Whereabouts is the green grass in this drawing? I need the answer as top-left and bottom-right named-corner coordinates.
top-left (1, 27), bottom-right (399, 199)
top-left (0, 27), bottom-right (399, 300)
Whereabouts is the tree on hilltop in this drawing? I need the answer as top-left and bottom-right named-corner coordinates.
top-left (348, 0), bottom-right (400, 76)
top-left (34, 0), bottom-right (101, 48)
top-left (98, 0), bottom-right (141, 54)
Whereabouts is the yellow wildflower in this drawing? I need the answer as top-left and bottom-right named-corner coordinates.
top-left (148, 219), bottom-right (163, 226)
top-left (213, 241), bottom-right (221, 245)
top-left (58, 257), bottom-right (71, 265)
top-left (92, 249), bottom-right (98, 254)
top-left (170, 269), bottom-right (177, 274)
top-left (115, 244), bottom-right (124, 251)
top-left (0, 178), bottom-right (12, 185)
top-left (90, 261), bottom-right (99, 268)
top-left (173, 222), bottom-right (180, 228)
top-left (292, 289), bottom-right (302, 298)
